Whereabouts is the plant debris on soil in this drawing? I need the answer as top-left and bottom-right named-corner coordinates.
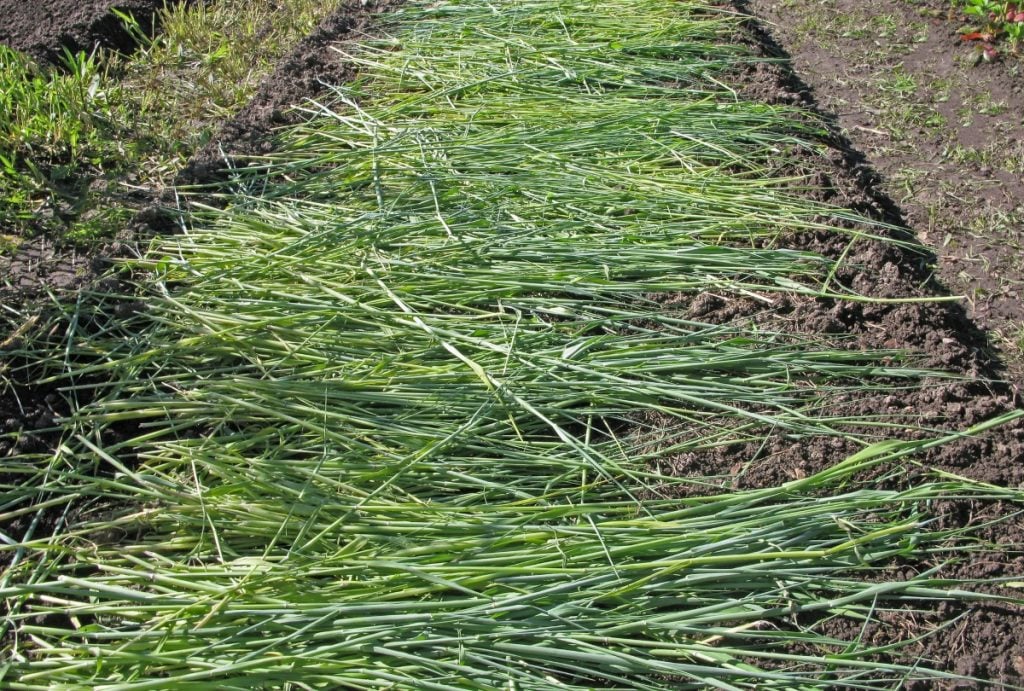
top-left (744, 0), bottom-right (1024, 380)
top-left (2, 0), bottom-right (1024, 687)
top-left (1, 0), bottom-right (393, 468)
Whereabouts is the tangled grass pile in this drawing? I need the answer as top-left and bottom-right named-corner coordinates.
top-left (3, 1), bottom-right (1022, 687)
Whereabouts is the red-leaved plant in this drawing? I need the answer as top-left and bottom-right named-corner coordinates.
top-left (958, 0), bottom-right (1024, 60)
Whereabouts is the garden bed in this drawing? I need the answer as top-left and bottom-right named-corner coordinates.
top-left (2, 0), bottom-right (1023, 687)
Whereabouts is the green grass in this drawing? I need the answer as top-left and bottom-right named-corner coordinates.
top-left (109, 0), bottom-right (345, 192)
top-left (0, 46), bottom-right (126, 239)
top-left (3, 0), bottom-right (1023, 687)
top-left (0, 0), bottom-right (342, 244)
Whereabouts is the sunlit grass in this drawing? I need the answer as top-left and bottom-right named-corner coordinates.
top-left (0, 0), bottom-right (344, 242)
top-left (113, 0), bottom-right (346, 191)
top-left (2, 0), bottom-right (1023, 688)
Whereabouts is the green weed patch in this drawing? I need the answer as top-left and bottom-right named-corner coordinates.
top-left (0, 46), bottom-right (127, 239)
top-left (0, 0), bottom-right (342, 244)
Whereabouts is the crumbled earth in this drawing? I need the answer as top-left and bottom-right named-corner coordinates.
top-left (1, 0), bottom-right (190, 466)
top-left (2, 0), bottom-right (1024, 686)
top-left (0, 0), bottom-right (185, 64)
top-left (742, 0), bottom-right (1024, 381)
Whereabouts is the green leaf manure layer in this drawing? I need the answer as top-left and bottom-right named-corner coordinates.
top-left (3, 1), bottom-right (1024, 688)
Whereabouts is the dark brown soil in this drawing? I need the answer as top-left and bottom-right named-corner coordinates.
top-left (690, 2), bottom-right (1024, 684)
top-left (742, 0), bottom-right (1024, 382)
top-left (0, 0), bottom-right (185, 64)
top-left (2, 0), bottom-right (1024, 687)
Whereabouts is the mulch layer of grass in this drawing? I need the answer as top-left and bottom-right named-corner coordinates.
top-left (2, 0), bottom-right (1023, 686)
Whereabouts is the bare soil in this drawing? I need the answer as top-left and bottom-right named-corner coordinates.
top-left (743, 0), bottom-right (1024, 381)
top-left (0, 0), bottom-right (185, 64)
top-left (2, 0), bottom-right (1024, 686)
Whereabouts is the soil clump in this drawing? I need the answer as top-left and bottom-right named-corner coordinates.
top-left (0, 0), bottom-right (189, 65)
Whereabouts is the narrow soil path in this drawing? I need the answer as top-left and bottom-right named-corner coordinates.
top-left (744, 0), bottom-right (1024, 383)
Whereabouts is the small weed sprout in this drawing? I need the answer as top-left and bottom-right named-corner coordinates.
top-left (0, 45), bottom-right (125, 234)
